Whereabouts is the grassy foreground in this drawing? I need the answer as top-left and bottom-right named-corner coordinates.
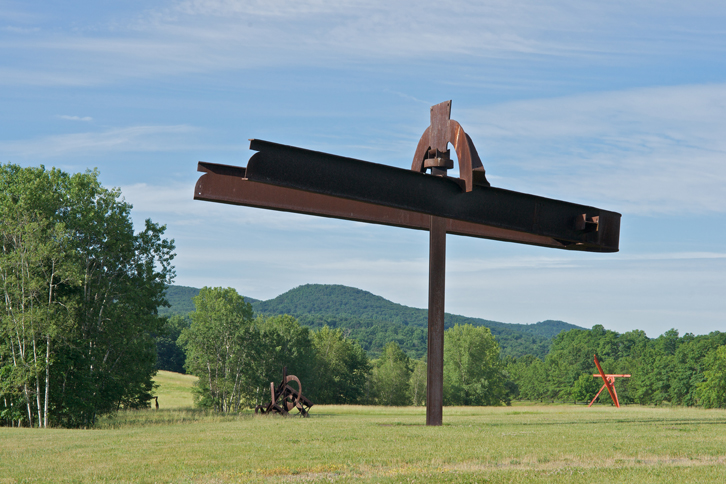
top-left (2, 372), bottom-right (726, 483)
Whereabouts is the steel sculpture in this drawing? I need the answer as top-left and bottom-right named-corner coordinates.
top-left (589, 354), bottom-right (630, 408)
top-left (255, 367), bottom-right (313, 417)
top-left (194, 100), bottom-right (621, 426)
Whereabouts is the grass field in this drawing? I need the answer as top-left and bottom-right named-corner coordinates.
top-left (2, 371), bottom-right (726, 483)
top-left (153, 370), bottom-right (198, 409)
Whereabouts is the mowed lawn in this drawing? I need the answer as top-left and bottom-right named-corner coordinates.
top-left (2, 372), bottom-right (726, 483)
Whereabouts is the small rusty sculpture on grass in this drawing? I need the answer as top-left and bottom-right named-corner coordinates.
top-left (255, 367), bottom-right (313, 417)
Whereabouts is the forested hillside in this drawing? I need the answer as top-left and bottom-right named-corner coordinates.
top-left (162, 283), bottom-right (582, 359)
top-left (161, 285), bottom-right (258, 316)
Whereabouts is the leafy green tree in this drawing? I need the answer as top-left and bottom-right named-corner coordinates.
top-left (179, 287), bottom-right (258, 413)
top-left (155, 315), bottom-right (190, 374)
top-left (367, 342), bottom-right (411, 406)
top-left (55, 189), bottom-right (174, 426)
top-left (443, 324), bottom-right (507, 406)
top-left (309, 326), bottom-right (371, 404)
top-left (506, 355), bottom-right (548, 402)
top-left (695, 345), bottom-right (726, 408)
top-left (572, 373), bottom-right (601, 404)
top-left (1, 164), bottom-right (174, 428)
top-left (254, 314), bottom-right (315, 405)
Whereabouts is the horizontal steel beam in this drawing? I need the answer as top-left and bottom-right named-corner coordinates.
top-left (195, 162), bottom-right (570, 249)
top-left (239, 140), bottom-right (619, 252)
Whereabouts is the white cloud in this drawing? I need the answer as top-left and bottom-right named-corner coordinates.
top-left (2, 1), bottom-right (725, 85)
top-left (116, 175), bottom-right (725, 337)
top-left (0, 125), bottom-right (202, 158)
top-left (57, 115), bottom-right (93, 122)
top-left (459, 83), bottom-right (726, 215)
top-left (120, 181), bottom-right (382, 234)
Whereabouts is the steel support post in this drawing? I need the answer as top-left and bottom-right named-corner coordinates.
top-left (426, 215), bottom-right (447, 426)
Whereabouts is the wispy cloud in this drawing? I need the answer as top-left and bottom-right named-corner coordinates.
top-left (2, 1), bottom-right (725, 85)
top-left (119, 177), bottom-right (726, 336)
top-left (1, 26), bottom-right (40, 34)
top-left (169, 221), bottom-right (726, 336)
top-left (0, 125), bottom-right (201, 158)
top-left (460, 83), bottom-right (726, 215)
top-left (57, 115), bottom-right (93, 122)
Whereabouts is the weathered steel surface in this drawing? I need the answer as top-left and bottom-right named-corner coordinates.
top-left (426, 216), bottom-right (446, 426)
top-left (255, 367), bottom-right (313, 417)
top-left (195, 163), bottom-right (571, 249)
top-left (243, 140), bottom-right (620, 252)
top-left (412, 100), bottom-right (489, 190)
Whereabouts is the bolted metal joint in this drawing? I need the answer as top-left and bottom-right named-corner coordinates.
top-left (575, 214), bottom-right (600, 233)
top-left (424, 148), bottom-right (453, 177)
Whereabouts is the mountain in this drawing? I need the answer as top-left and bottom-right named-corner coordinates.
top-left (253, 284), bottom-right (583, 359)
top-left (159, 285), bottom-right (258, 316)
top-left (161, 283), bottom-right (584, 359)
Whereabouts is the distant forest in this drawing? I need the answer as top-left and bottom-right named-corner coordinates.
top-left (156, 284), bottom-right (726, 410)
top-left (160, 284), bottom-right (581, 360)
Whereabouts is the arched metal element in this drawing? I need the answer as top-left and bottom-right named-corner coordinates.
top-left (411, 100), bottom-right (489, 192)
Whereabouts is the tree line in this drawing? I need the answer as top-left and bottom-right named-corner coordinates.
top-left (178, 290), bottom-right (726, 411)
top-left (174, 286), bottom-right (510, 410)
top-left (506, 325), bottom-right (726, 408)
top-left (1, 164), bottom-right (174, 428)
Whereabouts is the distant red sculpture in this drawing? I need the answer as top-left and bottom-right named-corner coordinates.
top-left (589, 354), bottom-right (630, 408)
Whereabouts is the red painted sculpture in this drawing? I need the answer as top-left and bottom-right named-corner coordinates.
top-left (589, 354), bottom-right (630, 408)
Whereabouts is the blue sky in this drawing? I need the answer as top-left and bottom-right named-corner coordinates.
top-left (2, 0), bottom-right (725, 337)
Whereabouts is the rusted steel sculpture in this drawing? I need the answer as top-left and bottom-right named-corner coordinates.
top-left (194, 101), bottom-right (621, 426)
top-left (255, 367), bottom-right (313, 417)
top-left (589, 354), bottom-right (630, 408)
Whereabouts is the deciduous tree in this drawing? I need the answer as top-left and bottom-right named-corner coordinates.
top-left (179, 287), bottom-right (257, 413)
top-left (443, 324), bottom-right (507, 406)
top-left (1, 164), bottom-right (175, 427)
top-left (695, 346), bottom-right (726, 408)
top-left (310, 326), bottom-right (370, 404)
top-left (367, 341), bottom-right (411, 406)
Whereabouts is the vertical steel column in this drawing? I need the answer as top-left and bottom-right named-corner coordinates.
top-left (426, 215), bottom-right (447, 426)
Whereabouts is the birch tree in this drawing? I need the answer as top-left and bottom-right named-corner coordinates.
top-left (0, 166), bottom-right (75, 428)
top-left (179, 287), bottom-right (258, 413)
top-left (1, 164), bottom-right (175, 427)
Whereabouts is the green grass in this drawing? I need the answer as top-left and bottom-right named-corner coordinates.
top-left (153, 370), bottom-right (198, 409)
top-left (2, 375), bottom-right (726, 483)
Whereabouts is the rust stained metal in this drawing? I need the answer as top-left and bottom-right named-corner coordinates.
top-left (195, 163), bottom-right (570, 249)
top-left (233, 140), bottom-right (619, 252)
top-left (255, 367), bottom-right (313, 417)
top-left (412, 100), bottom-right (489, 190)
top-left (426, 216), bottom-right (446, 426)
